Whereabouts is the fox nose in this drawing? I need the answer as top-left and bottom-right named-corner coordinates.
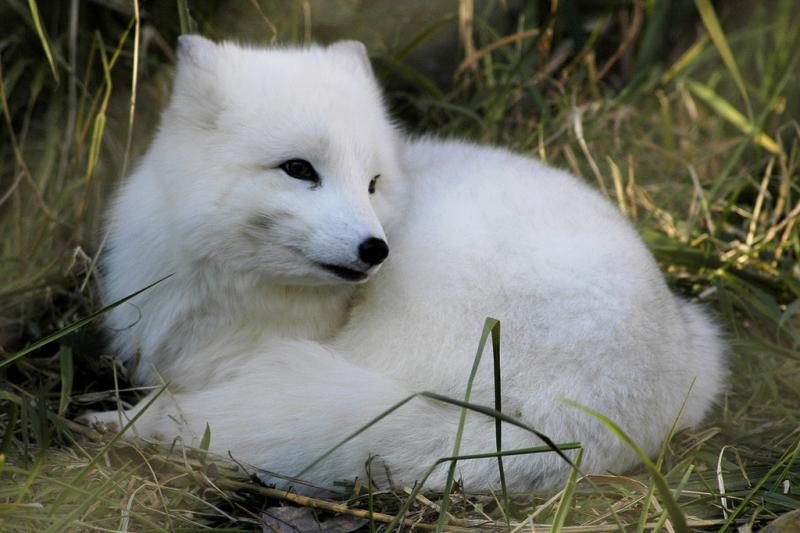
top-left (358, 237), bottom-right (389, 265)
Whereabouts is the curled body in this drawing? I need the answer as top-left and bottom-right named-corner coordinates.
top-left (93, 37), bottom-right (727, 493)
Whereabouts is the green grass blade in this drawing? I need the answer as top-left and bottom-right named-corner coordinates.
top-left (176, 0), bottom-right (198, 34)
top-left (0, 275), bottom-right (171, 369)
top-left (565, 400), bottom-right (689, 532)
top-left (198, 422), bottom-right (211, 468)
top-left (490, 319), bottom-right (510, 512)
top-left (693, 0), bottom-right (751, 118)
top-left (437, 317), bottom-right (500, 532)
top-left (551, 447), bottom-right (583, 532)
top-left (710, 41), bottom-right (800, 197)
top-left (366, 456), bottom-right (376, 533)
top-left (653, 464), bottom-right (695, 533)
top-left (84, 30), bottom-right (113, 185)
top-left (389, 14), bottom-right (456, 64)
top-left (299, 319), bottom-right (573, 492)
top-left (719, 435), bottom-right (800, 532)
top-left (49, 385), bottom-right (169, 516)
top-left (684, 78), bottom-right (779, 154)
top-left (660, 35), bottom-right (709, 85)
top-left (638, 382), bottom-right (695, 532)
top-left (777, 298), bottom-right (800, 334)
top-left (296, 388), bottom-right (574, 483)
top-left (118, 0), bottom-right (141, 181)
top-left (26, 0), bottom-right (59, 82)
top-left (383, 443), bottom-right (581, 533)
top-left (420, 391), bottom-right (576, 469)
top-left (295, 393), bottom-right (417, 478)
top-left (44, 464), bottom-right (132, 533)
top-left (57, 346), bottom-right (73, 416)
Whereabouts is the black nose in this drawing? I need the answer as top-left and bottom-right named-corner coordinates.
top-left (358, 237), bottom-right (389, 265)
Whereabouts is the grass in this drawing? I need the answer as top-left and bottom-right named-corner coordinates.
top-left (1, 0), bottom-right (800, 531)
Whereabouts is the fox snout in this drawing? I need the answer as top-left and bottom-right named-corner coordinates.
top-left (314, 234), bottom-right (389, 283)
top-left (358, 237), bottom-right (389, 265)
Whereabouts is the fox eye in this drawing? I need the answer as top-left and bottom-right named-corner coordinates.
top-left (279, 159), bottom-right (319, 183)
top-left (368, 174), bottom-right (380, 194)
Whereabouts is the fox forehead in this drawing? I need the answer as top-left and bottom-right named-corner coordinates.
top-left (214, 44), bottom-right (383, 114)
top-left (195, 45), bottom-right (393, 160)
top-left (217, 85), bottom-right (394, 175)
top-left (164, 38), bottom-right (400, 188)
top-left (219, 116), bottom-right (391, 171)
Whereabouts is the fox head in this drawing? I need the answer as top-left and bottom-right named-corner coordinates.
top-left (139, 36), bottom-right (407, 285)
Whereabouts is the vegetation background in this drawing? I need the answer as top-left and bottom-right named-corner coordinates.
top-left (1, 0), bottom-right (799, 531)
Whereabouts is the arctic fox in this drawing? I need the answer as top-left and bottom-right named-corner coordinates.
top-left (94, 36), bottom-right (726, 492)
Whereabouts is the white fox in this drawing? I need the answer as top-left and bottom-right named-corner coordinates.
top-left (93, 36), bottom-right (726, 492)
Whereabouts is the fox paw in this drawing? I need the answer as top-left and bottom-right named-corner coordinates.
top-left (76, 410), bottom-right (123, 434)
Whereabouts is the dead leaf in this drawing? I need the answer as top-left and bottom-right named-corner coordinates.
top-left (262, 506), bottom-right (368, 533)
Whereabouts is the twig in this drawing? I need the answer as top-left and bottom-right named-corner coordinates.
top-left (457, 0), bottom-right (477, 79)
top-left (247, 0), bottom-right (278, 42)
top-left (401, 487), bottom-right (458, 523)
top-left (197, 477), bottom-right (454, 531)
top-left (193, 476), bottom-right (729, 532)
top-left (455, 29), bottom-right (540, 78)
top-left (597, 0), bottom-right (643, 80)
top-left (571, 107), bottom-right (609, 196)
top-left (688, 164), bottom-right (716, 235)
top-left (746, 158), bottom-right (774, 248)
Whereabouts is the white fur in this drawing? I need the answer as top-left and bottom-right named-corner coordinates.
top-left (95, 37), bottom-right (727, 492)
top-left (103, 37), bottom-right (404, 384)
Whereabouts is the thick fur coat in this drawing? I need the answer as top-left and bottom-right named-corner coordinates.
top-left (95, 36), bottom-right (727, 492)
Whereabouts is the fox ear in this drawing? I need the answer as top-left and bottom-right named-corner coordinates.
top-left (171, 35), bottom-right (221, 128)
top-left (328, 40), bottom-right (374, 77)
top-left (176, 34), bottom-right (219, 68)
